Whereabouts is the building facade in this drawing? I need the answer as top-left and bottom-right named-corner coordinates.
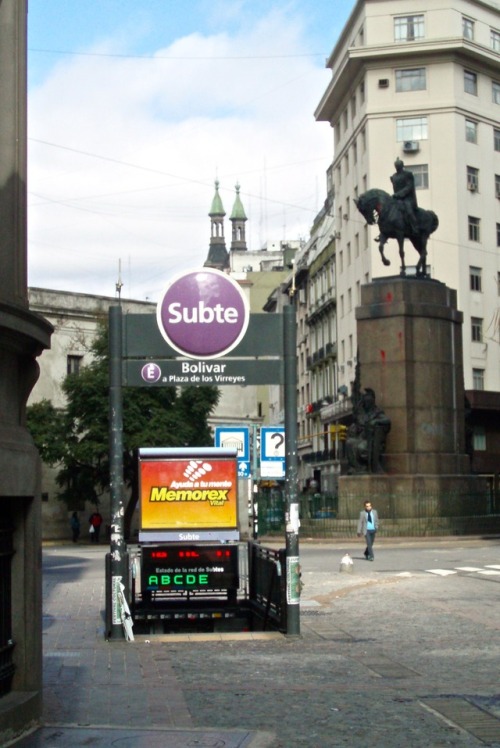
top-left (314, 0), bottom-right (500, 493)
top-left (28, 288), bottom-right (156, 539)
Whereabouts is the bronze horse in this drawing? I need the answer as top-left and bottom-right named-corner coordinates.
top-left (354, 188), bottom-right (439, 277)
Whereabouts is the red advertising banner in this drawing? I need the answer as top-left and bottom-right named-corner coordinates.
top-left (139, 453), bottom-right (238, 532)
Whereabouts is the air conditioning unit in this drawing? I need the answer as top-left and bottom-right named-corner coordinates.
top-left (403, 140), bottom-right (419, 153)
top-left (468, 181), bottom-right (477, 192)
top-left (378, 78), bottom-right (389, 88)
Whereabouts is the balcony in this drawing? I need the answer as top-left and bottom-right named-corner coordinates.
top-left (307, 296), bottom-right (336, 325)
top-left (300, 448), bottom-right (336, 464)
top-left (307, 345), bottom-right (335, 370)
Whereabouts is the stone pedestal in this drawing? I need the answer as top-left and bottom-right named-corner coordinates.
top-left (356, 277), bottom-right (469, 474)
top-left (337, 277), bottom-right (488, 532)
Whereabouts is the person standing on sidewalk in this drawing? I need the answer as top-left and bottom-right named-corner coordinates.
top-left (70, 512), bottom-right (80, 543)
top-left (89, 511), bottom-right (103, 543)
top-left (357, 500), bottom-right (379, 560)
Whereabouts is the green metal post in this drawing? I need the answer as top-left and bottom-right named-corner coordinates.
top-left (283, 301), bottom-right (300, 636)
top-left (108, 305), bottom-right (127, 639)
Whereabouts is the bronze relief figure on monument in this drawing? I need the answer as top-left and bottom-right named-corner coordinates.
top-left (339, 161), bottom-right (490, 535)
top-left (346, 385), bottom-right (391, 475)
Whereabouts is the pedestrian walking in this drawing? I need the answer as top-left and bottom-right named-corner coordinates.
top-left (357, 500), bottom-right (379, 560)
top-left (70, 512), bottom-right (80, 543)
top-left (88, 511), bottom-right (103, 543)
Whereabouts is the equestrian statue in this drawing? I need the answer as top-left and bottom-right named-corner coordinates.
top-left (354, 158), bottom-right (439, 277)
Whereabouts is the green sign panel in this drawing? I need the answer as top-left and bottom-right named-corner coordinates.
top-left (123, 313), bottom-right (282, 357)
top-left (121, 312), bottom-right (284, 387)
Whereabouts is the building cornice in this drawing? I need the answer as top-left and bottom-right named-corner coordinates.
top-left (317, 38), bottom-right (500, 122)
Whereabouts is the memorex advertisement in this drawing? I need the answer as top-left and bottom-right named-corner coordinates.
top-left (138, 447), bottom-right (239, 542)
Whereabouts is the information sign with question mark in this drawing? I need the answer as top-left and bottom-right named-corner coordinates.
top-left (260, 426), bottom-right (285, 478)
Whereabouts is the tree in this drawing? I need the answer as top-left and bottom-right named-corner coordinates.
top-left (27, 322), bottom-right (220, 534)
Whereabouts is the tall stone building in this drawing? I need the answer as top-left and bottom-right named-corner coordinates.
top-left (314, 0), bottom-right (500, 493)
top-left (0, 0), bottom-right (52, 739)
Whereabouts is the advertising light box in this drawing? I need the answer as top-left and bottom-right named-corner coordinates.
top-left (138, 447), bottom-right (239, 542)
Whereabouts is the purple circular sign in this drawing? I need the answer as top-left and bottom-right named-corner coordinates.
top-left (156, 269), bottom-right (250, 359)
top-left (141, 363), bottom-right (162, 383)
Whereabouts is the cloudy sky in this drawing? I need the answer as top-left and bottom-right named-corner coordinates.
top-left (27, 0), bottom-right (355, 301)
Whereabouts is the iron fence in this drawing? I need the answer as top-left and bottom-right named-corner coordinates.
top-left (248, 542), bottom-right (286, 632)
top-left (256, 489), bottom-right (500, 538)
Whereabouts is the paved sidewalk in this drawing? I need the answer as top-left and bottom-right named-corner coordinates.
top-left (7, 539), bottom-right (500, 747)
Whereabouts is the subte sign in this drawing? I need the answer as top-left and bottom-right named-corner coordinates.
top-left (156, 268), bottom-right (250, 359)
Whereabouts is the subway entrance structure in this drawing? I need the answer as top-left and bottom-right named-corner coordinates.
top-left (107, 268), bottom-right (300, 638)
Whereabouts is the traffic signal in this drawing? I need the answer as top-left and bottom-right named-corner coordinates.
top-left (330, 424), bottom-right (348, 440)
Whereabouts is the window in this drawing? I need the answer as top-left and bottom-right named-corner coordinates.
top-left (326, 165), bottom-right (333, 194)
top-left (494, 128), bottom-right (500, 151)
top-left (468, 216), bottom-right (480, 242)
top-left (351, 95), bottom-right (356, 119)
top-left (396, 116), bottom-right (427, 141)
top-left (464, 70), bottom-right (477, 95)
top-left (394, 15), bottom-right (424, 41)
top-left (407, 164), bottom-right (429, 189)
top-left (470, 266), bottom-right (482, 291)
top-left (472, 368), bottom-right (484, 390)
top-left (463, 17), bottom-right (474, 40)
top-left (359, 80), bottom-right (365, 104)
top-left (496, 174), bottom-right (500, 198)
top-left (67, 354), bottom-right (83, 376)
top-left (493, 81), bottom-right (500, 104)
top-left (465, 119), bottom-right (478, 143)
top-left (492, 29), bottom-right (500, 52)
top-left (471, 317), bottom-right (483, 342)
top-left (396, 68), bottom-right (426, 92)
top-left (467, 166), bottom-right (479, 191)
top-left (473, 426), bottom-right (486, 450)
top-left (497, 223), bottom-right (500, 247)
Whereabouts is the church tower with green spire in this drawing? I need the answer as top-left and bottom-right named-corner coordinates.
top-left (230, 183), bottom-right (247, 252)
top-left (204, 180), bottom-right (229, 270)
